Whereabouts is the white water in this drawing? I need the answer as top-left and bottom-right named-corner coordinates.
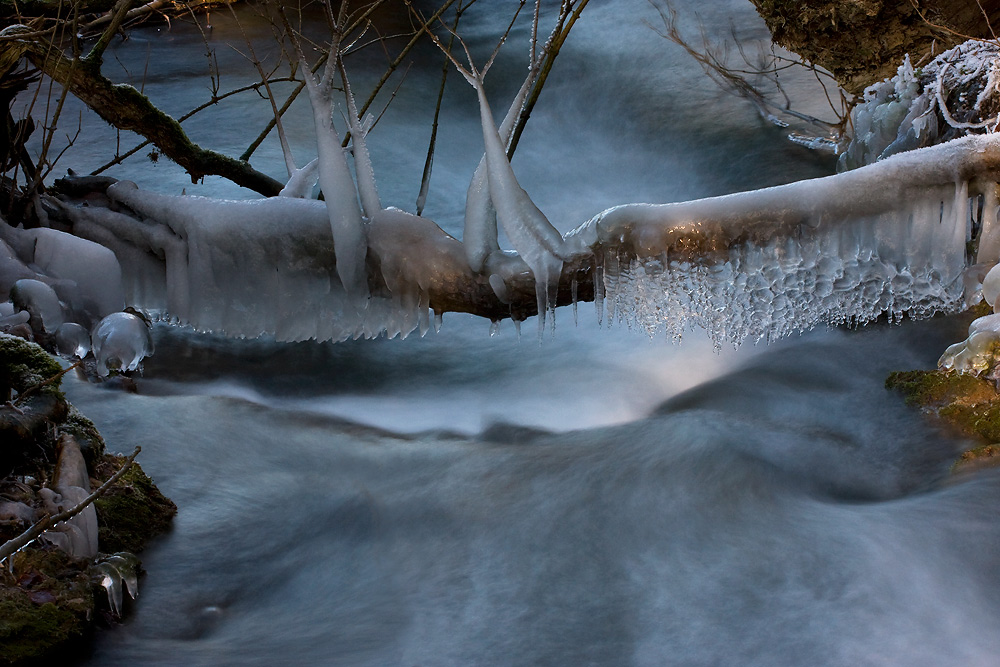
top-left (23, 1), bottom-right (1000, 665)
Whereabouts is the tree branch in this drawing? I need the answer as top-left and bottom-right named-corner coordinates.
top-left (19, 35), bottom-right (284, 195)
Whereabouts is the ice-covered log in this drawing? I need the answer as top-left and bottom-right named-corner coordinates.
top-left (568, 134), bottom-right (1000, 344)
top-left (47, 134), bottom-right (1000, 345)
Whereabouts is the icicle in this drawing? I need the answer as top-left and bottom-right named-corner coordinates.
top-left (433, 310), bottom-right (443, 333)
top-left (338, 59), bottom-right (381, 219)
top-left (463, 74), bottom-right (536, 273)
top-left (489, 319), bottom-right (500, 337)
top-left (977, 184), bottom-right (1000, 264)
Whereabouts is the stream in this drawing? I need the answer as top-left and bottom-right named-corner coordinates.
top-left (29, 1), bottom-right (1000, 664)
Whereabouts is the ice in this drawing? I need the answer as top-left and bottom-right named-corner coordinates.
top-left (91, 311), bottom-right (153, 376)
top-left (298, 50), bottom-right (369, 301)
top-left (463, 74), bottom-right (536, 273)
top-left (278, 158), bottom-right (319, 199)
top-left (0, 237), bottom-right (34, 296)
top-left (840, 41), bottom-right (1000, 170)
top-left (983, 263), bottom-right (1000, 307)
top-left (460, 68), bottom-right (570, 335)
top-left (56, 322), bottom-right (91, 358)
top-left (10, 278), bottom-right (64, 333)
top-left (339, 64), bottom-right (381, 220)
top-left (96, 552), bottom-right (141, 616)
top-left (569, 134), bottom-right (996, 347)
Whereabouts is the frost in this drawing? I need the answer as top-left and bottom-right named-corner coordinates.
top-left (840, 41), bottom-right (1000, 170)
top-left (91, 311), bottom-right (153, 377)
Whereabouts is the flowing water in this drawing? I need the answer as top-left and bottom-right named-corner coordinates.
top-left (26, 1), bottom-right (1000, 664)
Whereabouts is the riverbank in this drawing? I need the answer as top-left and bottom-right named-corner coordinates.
top-left (0, 333), bottom-right (175, 666)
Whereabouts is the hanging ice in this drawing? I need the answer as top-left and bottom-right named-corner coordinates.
top-left (91, 311), bottom-right (153, 376)
top-left (56, 322), bottom-right (91, 358)
top-left (446, 51), bottom-right (572, 333)
top-left (10, 279), bottom-right (64, 334)
top-left (568, 134), bottom-right (1000, 346)
top-left (0, 226), bottom-right (124, 326)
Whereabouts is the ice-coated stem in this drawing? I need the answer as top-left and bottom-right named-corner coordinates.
top-left (469, 75), bottom-right (565, 331)
top-left (299, 52), bottom-right (369, 300)
top-left (463, 73), bottom-right (536, 273)
top-left (338, 57), bottom-right (382, 219)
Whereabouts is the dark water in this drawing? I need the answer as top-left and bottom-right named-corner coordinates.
top-left (31, 1), bottom-right (1000, 664)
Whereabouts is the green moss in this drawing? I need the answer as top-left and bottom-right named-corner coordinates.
top-left (885, 369), bottom-right (998, 408)
top-left (61, 406), bottom-right (107, 467)
top-left (0, 334), bottom-right (63, 400)
top-left (0, 548), bottom-right (93, 666)
top-left (93, 455), bottom-right (176, 554)
top-left (886, 368), bottom-right (1000, 445)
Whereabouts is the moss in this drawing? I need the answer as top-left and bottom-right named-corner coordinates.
top-left (0, 334), bottom-right (64, 401)
top-left (886, 368), bottom-right (1000, 447)
top-left (92, 455), bottom-right (176, 554)
top-left (885, 369), bottom-right (999, 409)
top-left (0, 547), bottom-right (93, 666)
top-left (61, 407), bottom-right (107, 467)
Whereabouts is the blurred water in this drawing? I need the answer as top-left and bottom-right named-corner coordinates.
top-left (35, 1), bottom-right (1000, 665)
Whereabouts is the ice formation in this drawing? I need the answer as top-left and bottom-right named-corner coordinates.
top-left (91, 311), bottom-right (154, 377)
top-left (462, 67), bottom-right (536, 274)
top-left (840, 40), bottom-right (1000, 170)
top-left (9, 279), bottom-right (64, 333)
top-left (296, 44), bottom-right (369, 301)
top-left (570, 134), bottom-right (1000, 347)
top-left (56, 322), bottom-right (91, 358)
top-left (39, 434), bottom-right (98, 559)
top-left (448, 54), bottom-right (575, 334)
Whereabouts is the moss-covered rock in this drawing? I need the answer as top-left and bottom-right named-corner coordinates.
top-left (886, 368), bottom-right (1000, 468)
top-left (92, 454), bottom-right (176, 554)
top-left (0, 333), bottom-right (63, 401)
top-left (0, 548), bottom-right (93, 666)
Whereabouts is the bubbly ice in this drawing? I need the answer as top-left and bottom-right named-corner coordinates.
top-left (56, 321), bottom-right (91, 358)
top-left (570, 135), bottom-right (995, 347)
top-left (91, 312), bottom-right (153, 376)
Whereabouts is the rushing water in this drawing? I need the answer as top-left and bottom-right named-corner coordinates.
top-left (28, 1), bottom-right (1000, 664)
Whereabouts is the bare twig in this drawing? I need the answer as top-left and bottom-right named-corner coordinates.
top-left (0, 446), bottom-right (141, 564)
top-left (12, 360), bottom-right (83, 407)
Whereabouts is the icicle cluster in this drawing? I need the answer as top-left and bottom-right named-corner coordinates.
top-left (840, 40), bottom-right (1000, 170)
top-left (590, 192), bottom-right (969, 348)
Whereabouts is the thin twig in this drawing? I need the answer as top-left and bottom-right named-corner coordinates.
top-left (0, 446), bottom-right (141, 564)
top-left (13, 361), bottom-right (83, 407)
